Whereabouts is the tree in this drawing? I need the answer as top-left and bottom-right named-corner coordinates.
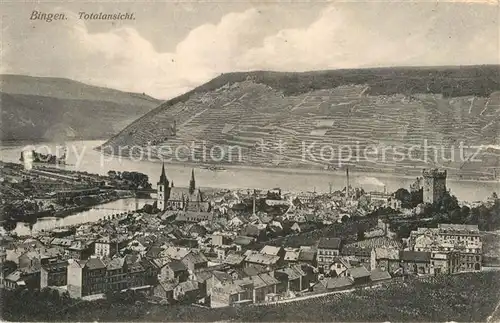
top-left (395, 188), bottom-right (411, 208)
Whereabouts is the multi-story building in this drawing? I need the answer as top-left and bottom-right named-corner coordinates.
top-left (67, 256), bottom-right (148, 298)
top-left (408, 224), bottom-right (482, 273)
top-left (317, 238), bottom-right (342, 272)
top-left (40, 260), bottom-right (68, 289)
top-left (94, 236), bottom-right (118, 258)
top-left (422, 169), bottom-right (447, 204)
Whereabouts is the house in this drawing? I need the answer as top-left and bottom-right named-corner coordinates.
top-left (175, 212), bottom-right (213, 223)
top-left (223, 252), bottom-right (246, 268)
top-left (174, 280), bottom-right (200, 301)
top-left (341, 245), bottom-right (372, 267)
top-left (211, 234), bottom-right (234, 246)
top-left (260, 245), bottom-right (285, 261)
top-left (241, 224), bottom-right (267, 240)
top-left (244, 252), bottom-right (280, 270)
top-left (160, 246), bottom-right (191, 260)
top-left (4, 268), bottom-right (40, 290)
top-left (159, 260), bottom-right (189, 283)
top-left (399, 251), bottom-right (431, 275)
top-left (346, 266), bottom-right (370, 285)
top-left (181, 251), bottom-right (208, 272)
top-left (330, 257), bottom-right (351, 277)
top-left (283, 249), bottom-right (300, 264)
top-left (153, 280), bottom-right (176, 303)
top-left (67, 258), bottom-right (107, 298)
top-left (247, 272), bottom-right (280, 303)
top-left (94, 236), bottom-right (118, 258)
top-left (50, 238), bottom-right (73, 248)
top-left (233, 236), bottom-right (255, 248)
top-left (370, 247), bottom-right (400, 274)
top-left (297, 247), bottom-right (317, 267)
top-left (18, 250), bottom-right (41, 269)
top-left (40, 260), bottom-right (67, 288)
top-left (67, 240), bottom-right (93, 260)
top-left (274, 265), bottom-right (308, 293)
top-left (317, 238), bottom-right (342, 272)
top-left (369, 268), bottom-right (392, 283)
top-left (313, 276), bottom-right (353, 293)
top-left (210, 279), bottom-right (250, 308)
top-left (104, 257), bottom-right (128, 292)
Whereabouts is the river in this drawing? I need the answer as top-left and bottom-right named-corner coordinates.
top-left (1, 140), bottom-right (498, 234)
top-left (12, 198), bottom-right (154, 236)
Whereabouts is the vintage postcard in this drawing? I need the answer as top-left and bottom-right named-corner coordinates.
top-left (1, 0), bottom-right (499, 321)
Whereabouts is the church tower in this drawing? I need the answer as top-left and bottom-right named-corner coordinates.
top-left (157, 163), bottom-right (171, 211)
top-left (189, 169), bottom-right (196, 195)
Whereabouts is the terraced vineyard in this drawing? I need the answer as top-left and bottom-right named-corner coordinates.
top-left (101, 67), bottom-right (500, 180)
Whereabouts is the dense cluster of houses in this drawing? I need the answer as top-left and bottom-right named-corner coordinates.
top-left (0, 169), bottom-right (487, 308)
top-left (0, 217), bottom-right (485, 307)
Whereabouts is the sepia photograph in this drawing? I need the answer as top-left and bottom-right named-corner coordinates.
top-left (0, 0), bottom-right (499, 321)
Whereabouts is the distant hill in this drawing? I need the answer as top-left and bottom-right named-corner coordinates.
top-left (0, 75), bottom-right (161, 141)
top-left (101, 65), bottom-right (500, 179)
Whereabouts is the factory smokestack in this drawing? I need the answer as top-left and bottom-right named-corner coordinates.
top-left (346, 167), bottom-right (350, 202)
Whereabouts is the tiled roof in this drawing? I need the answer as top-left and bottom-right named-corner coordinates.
top-left (284, 250), bottom-right (300, 261)
top-left (346, 236), bottom-right (402, 250)
top-left (318, 238), bottom-right (342, 250)
top-left (168, 260), bottom-right (187, 272)
top-left (224, 252), bottom-right (245, 265)
top-left (324, 276), bottom-right (353, 289)
top-left (84, 258), bottom-right (106, 270)
top-left (182, 251), bottom-right (208, 265)
top-left (105, 257), bottom-right (125, 271)
top-left (298, 249), bottom-right (316, 262)
top-left (348, 266), bottom-right (370, 279)
top-left (176, 280), bottom-right (199, 292)
top-left (260, 245), bottom-right (282, 256)
top-left (370, 268), bottom-right (392, 282)
top-left (245, 252), bottom-right (280, 266)
top-left (400, 251), bottom-right (431, 262)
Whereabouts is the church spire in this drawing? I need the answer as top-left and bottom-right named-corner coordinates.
top-left (158, 162), bottom-right (168, 185)
top-left (189, 169), bottom-right (196, 195)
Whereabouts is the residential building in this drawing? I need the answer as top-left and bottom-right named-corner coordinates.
top-left (317, 238), bottom-right (342, 272)
top-left (94, 236), bottom-right (118, 258)
top-left (370, 247), bottom-right (400, 274)
top-left (40, 260), bottom-right (68, 289)
top-left (244, 251), bottom-right (280, 271)
top-left (346, 266), bottom-right (371, 285)
top-left (159, 260), bottom-right (189, 283)
top-left (67, 256), bottom-right (149, 298)
top-left (399, 251), bottom-right (431, 275)
top-left (181, 251), bottom-right (208, 272)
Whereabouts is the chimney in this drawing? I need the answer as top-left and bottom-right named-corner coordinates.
top-left (345, 167), bottom-right (350, 203)
top-left (253, 189), bottom-right (256, 216)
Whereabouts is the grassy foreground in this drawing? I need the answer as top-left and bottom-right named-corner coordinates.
top-left (2, 271), bottom-right (500, 322)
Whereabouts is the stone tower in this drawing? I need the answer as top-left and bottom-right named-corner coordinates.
top-left (422, 168), bottom-right (447, 204)
top-left (157, 163), bottom-right (171, 211)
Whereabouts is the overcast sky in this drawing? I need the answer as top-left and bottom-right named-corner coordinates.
top-left (1, 0), bottom-right (499, 99)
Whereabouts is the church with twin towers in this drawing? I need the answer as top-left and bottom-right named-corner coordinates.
top-left (156, 163), bottom-right (210, 212)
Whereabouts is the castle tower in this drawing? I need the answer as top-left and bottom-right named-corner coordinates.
top-left (422, 169), bottom-right (447, 204)
top-left (157, 163), bottom-right (171, 211)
